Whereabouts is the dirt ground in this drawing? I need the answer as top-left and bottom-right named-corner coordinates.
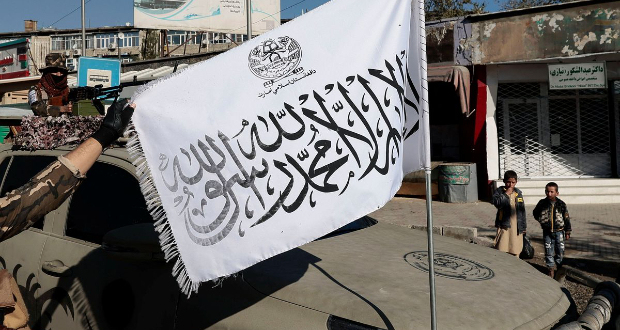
top-left (525, 254), bottom-right (619, 315)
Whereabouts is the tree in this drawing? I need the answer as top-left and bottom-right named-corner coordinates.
top-left (500, 0), bottom-right (578, 11)
top-left (425, 0), bottom-right (486, 21)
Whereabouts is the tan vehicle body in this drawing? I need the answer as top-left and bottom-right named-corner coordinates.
top-left (0, 143), bottom-right (569, 330)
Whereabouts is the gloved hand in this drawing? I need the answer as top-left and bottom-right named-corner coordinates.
top-left (91, 99), bottom-right (135, 148)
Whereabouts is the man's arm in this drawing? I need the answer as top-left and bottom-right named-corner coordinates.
top-left (64, 138), bottom-right (103, 175)
top-left (28, 86), bottom-right (71, 117)
top-left (0, 100), bottom-right (135, 242)
top-left (0, 157), bottom-right (83, 241)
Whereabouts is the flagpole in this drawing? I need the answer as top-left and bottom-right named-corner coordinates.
top-left (417, 0), bottom-right (437, 329)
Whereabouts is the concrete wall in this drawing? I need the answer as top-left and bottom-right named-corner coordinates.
top-left (166, 42), bottom-right (235, 57)
top-left (120, 50), bottom-right (226, 72)
top-left (426, 20), bottom-right (457, 64)
top-left (28, 36), bottom-right (51, 75)
top-left (459, 1), bottom-right (620, 65)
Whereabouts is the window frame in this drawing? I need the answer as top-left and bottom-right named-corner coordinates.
top-left (51, 34), bottom-right (93, 51)
top-left (63, 158), bottom-right (152, 246)
top-left (0, 155), bottom-right (58, 232)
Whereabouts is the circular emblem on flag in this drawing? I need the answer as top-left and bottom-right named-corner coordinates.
top-left (248, 36), bottom-right (302, 80)
top-left (404, 251), bottom-right (494, 281)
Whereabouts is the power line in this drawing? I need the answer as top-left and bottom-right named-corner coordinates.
top-left (45, 0), bottom-right (312, 34)
top-left (279, 0), bottom-right (312, 16)
top-left (228, 0), bottom-right (311, 34)
top-left (46, 0), bottom-right (95, 28)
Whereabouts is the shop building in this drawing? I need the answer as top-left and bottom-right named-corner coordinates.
top-left (426, 0), bottom-right (620, 202)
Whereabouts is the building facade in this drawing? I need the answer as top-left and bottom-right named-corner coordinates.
top-left (426, 0), bottom-right (620, 197)
top-left (0, 22), bottom-right (251, 78)
top-left (0, 21), bottom-right (258, 105)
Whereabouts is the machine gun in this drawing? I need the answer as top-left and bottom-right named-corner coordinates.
top-left (67, 81), bottom-right (144, 115)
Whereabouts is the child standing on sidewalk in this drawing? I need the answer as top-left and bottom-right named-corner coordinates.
top-left (533, 182), bottom-right (571, 278)
top-left (492, 170), bottom-right (527, 257)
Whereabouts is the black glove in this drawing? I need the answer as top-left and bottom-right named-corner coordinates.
top-left (91, 99), bottom-right (135, 148)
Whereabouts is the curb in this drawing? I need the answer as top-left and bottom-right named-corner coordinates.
top-left (408, 224), bottom-right (480, 242)
top-left (557, 265), bottom-right (603, 288)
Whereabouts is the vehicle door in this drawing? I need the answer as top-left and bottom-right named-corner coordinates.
top-left (36, 157), bottom-right (179, 330)
top-left (0, 153), bottom-right (59, 327)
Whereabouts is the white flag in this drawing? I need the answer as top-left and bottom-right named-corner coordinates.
top-left (130, 0), bottom-right (425, 295)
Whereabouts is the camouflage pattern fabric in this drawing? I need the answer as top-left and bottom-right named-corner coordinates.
top-left (40, 53), bottom-right (68, 72)
top-left (0, 157), bottom-right (83, 242)
top-left (15, 115), bottom-right (102, 150)
top-left (28, 85), bottom-right (65, 117)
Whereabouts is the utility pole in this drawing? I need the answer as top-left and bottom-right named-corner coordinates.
top-left (117, 32), bottom-right (124, 61)
top-left (81, 0), bottom-right (86, 56)
top-left (246, 0), bottom-right (252, 41)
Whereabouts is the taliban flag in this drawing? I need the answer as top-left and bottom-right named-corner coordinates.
top-left (130, 0), bottom-right (427, 295)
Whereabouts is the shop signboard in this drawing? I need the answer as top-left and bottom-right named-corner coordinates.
top-left (77, 57), bottom-right (120, 88)
top-left (0, 39), bottom-right (29, 80)
top-left (548, 62), bottom-right (607, 89)
top-left (438, 164), bottom-right (470, 185)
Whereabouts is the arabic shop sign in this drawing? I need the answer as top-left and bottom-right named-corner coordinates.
top-left (548, 63), bottom-right (606, 90)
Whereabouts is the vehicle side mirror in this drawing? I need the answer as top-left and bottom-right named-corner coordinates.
top-left (102, 223), bottom-right (164, 262)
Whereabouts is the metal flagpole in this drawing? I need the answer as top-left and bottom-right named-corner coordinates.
top-left (417, 0), bottom-right (437, 329)
top-left (246, 0), bottom-right (252, 40)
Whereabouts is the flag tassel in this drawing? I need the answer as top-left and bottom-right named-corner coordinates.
top-left (127, 125), bottom-right (203, 296)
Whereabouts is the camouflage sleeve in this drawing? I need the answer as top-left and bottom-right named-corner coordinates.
top-left (0, 156), bottom-right (84, 242)
top-left (28, 85), bottom-right (62, 117)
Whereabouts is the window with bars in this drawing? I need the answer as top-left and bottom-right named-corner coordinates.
top-left (165, 31), bottom-right (247, 46)
top-left (118, 32), bottom-right (140, 48)
top-left (167, 30), bottom-right (197, 45)
top-left (94, 32), bottom-right (139, 49)
top-left (208, 32), bottom-right (229, 44)
top-left (95, 33), bottom-right (115, 49)
top-left (51, 35), bottom-right (93, 50)
top-left (231, 33), bottom-right (247, 43)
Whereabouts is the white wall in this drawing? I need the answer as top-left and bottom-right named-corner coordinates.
top-left (485, 65), bottom-right (499, 180)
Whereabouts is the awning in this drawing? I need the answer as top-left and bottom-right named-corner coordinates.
top-left (427, 65), bottom-right (471, 117)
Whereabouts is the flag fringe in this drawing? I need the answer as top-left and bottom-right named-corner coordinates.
top-left (126, 125), bottom-right (202, 296)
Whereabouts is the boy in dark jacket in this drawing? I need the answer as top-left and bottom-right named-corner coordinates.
top-left (492, 170), bottom-right (527, 256)
top-left (533, 182), bottom-right (571, 278)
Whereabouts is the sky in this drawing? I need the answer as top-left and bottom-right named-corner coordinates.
top-left (0, 0), bottom-right (501, 34)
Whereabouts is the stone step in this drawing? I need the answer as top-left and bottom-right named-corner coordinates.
top-left (519, 186), bottom-right (620, 196)
top-left (523, 193), bottom-right (620, 205)
top-left (492, 179), bottom-right (620, 205)
top-left (496, 178), bottom-right (620, 188)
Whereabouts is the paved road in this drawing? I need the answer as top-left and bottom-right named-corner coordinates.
top-left (369, 197), bottom-right (620, 263)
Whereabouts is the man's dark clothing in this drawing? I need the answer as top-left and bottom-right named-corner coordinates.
top-left (28, 83), bottom-right (68, 117)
